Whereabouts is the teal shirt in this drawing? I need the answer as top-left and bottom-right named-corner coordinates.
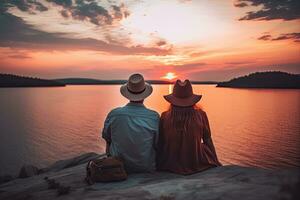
top-left (102, 102), bottom-right (159, 172)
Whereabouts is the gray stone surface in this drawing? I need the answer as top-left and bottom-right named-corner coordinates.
top-left (0, 152), bottom-right (299, 200)
top-left (0, 175), bottom-right (13, 185)
top-left (18, 165), bottom-right (39, 178)
top-left (43, 152), bottom-right (102, 172)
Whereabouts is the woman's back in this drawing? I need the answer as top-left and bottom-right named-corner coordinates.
top-left (156, 106), bottom-right (221, 175)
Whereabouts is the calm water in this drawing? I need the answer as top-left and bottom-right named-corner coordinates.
top-left (0, 85), bottom-right (299, 176)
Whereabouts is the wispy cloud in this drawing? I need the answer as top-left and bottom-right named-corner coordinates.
top-left (8, 54), bottom-right (31, 59)
top-left (0, 9), bottom-right (171, 55)
top-left (0, 0), bottom-right (174, 56)
top-left (234, 2), bottom-right (248, 8)
top-left (258, 33), bottom-right (300, 42)
top-left (257, 34), bottom-right (272, 41)
top-left (225, 61), bottom-right (256, 65)
top-left (0, 48), bottom-right (32, 60)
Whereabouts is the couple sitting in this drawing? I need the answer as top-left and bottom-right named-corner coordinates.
top-left (102, 73), bottom-right (221, 175)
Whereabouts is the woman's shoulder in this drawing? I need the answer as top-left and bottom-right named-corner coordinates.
top-left (195, 107), bottom-right (206, 115)
top-left (160, 110), bottom-right (169, 119)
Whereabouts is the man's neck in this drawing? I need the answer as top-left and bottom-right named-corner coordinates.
top-left (129, 100), bottom-right (144, 104)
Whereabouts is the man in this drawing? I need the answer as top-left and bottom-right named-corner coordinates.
top-left (102, 73), bottom-right (159, 173)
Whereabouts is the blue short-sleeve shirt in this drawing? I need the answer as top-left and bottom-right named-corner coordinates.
top-left (102, 102), bottom-right (159, 172)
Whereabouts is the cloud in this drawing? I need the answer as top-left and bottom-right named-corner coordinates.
top-left (156, 40), bottom-right (167, 47)
top-left (1, 0), bottom-right (48, 13)
top-left (48, 0), bottom-right (72, 7)
top-left (189, 50), bottom-right (215, 58)
top-left (158, 62), bottom-right (207, 73)
top-left (2, 0), bottom-right (130, 26)
top-left (0, 48), bottom-right (32, 59)
top-left (48, 0), bottom-right (130, 26)
top-left (178, 0), bottom-right (192, 3)
top-left (69, 1), bottom-right (113, 25)
top-left (8, 54), bottom-right (31, 59)
top-left (174, 62), bottom-right (207, 69)
top-left (0, 12), bottom-right (171, 55)
top-left (234, 2), bottom-right (248, 8)
top-left (60, 9), bottom-right (70, 18)
top-left (235, 0), bottom-right (300, 21)
top-left (258, 33), bottom-right (300, 42)
top-left (272, 33), bottom-right (300, 42)
top-left (226, 61), bottom-right (256, 65)
top-left (257, 34), bottom-right (272, 41)
top-left (111, 4), bottom-right (130, 20)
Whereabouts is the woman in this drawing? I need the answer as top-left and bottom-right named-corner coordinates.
top-left (156, 79), bottom-right (221, 175)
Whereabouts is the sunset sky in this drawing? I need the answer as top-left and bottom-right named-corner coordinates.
top-left (0, 0), bottom-right (299, 81)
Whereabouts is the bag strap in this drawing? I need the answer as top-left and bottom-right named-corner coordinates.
top-left (85, 160), bottom-right (94, 185)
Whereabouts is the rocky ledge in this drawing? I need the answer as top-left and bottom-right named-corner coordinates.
top-left (0, 152), bottom-right (299, 200)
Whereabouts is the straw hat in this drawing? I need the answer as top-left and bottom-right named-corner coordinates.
top-left (120, 73), bottom-right (153, 101)
top-left (164, 79), bottom-right (202, 107)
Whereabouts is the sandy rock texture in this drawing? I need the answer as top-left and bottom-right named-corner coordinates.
top-left (0, 152), bottom-right (299, 200)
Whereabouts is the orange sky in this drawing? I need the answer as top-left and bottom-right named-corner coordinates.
top-left (0, 0), bottom-right (299, 81)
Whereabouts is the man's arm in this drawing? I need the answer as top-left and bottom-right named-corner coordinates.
top-left (102, 113), bottom-right (112, 155)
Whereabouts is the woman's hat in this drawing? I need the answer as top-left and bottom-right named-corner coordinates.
top-left (120, 73), bottom-right (153, 101)
top-left (164, 79), bottom-right (202, 107)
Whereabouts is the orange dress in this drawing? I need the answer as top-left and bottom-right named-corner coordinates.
top-left (156, 108), bottom-right (221, 175)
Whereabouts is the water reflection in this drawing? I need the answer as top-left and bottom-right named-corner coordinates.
top-left (168, 84), bottom-right (173, 94)
top-left (0, 85), bottom-right (299, 175)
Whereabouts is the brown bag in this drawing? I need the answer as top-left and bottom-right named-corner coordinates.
top-left (85, 156), bottom-right (127, 184)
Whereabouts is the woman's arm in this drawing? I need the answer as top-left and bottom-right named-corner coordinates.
top-left (202, 112), bottom-right (221, 165)
top-left (105, 141), bottom-right (111, 156)
top-left (156, 116), bottom-right (164, 151)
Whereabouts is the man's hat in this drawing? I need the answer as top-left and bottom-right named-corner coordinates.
top-left (120, 73), bottom-right (153, 101)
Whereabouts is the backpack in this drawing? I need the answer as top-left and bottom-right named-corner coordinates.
top-left (85, 156), bottom-right (128, 184)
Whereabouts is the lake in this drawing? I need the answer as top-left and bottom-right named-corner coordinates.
top-left (0, 85), bottom-right (299, 176)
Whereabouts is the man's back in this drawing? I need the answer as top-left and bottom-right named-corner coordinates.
top-left (102, 102), bottom-right (159, 173)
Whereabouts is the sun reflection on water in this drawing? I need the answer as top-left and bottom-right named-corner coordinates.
top-left (168, 84), bottom-right (173, 94)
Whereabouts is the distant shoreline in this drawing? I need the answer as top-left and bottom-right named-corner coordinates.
top-left (217, 71), bottom-right (300, 89)
top-left (0, 74), bottom-right (65, 88)
top-left (216, 86), bottom-right (300, 89)
top-left (54, 81), bottom-right (219, 85)
top-left (0, 85), bottom-right (66, 88)
top-left (1, 71), bottom-right (300, 88)
top-left (53, 78), bottom-right (219, 85)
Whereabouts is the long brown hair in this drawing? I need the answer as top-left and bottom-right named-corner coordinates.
top-left (168, 104), bottom-right (204, 134)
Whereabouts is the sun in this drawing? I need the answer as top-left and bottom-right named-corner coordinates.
top-left (162, 72), bottom-right (177, 80)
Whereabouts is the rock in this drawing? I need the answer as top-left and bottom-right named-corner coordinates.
top-left (0, 175), bottom-right (13, 184)
top-left (46, 179), bottom-right (60, 189)
top-left (57, 185), bottom-right (71, 196)
top-left (0, 153), bottom-right (299, 200)
top-left (18, 165), bottom-right (39, 178)
top-left (43, 152), bottom-right (102, 172)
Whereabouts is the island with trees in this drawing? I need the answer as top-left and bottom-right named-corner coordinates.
top-left (217, 71), bottom-right (300, 89)
top-left (0, 74), bottom-right (66, 87)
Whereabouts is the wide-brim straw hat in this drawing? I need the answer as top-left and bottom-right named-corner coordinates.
top-left (164, 79), bottom-right (202, 107)
top-left (120, 73), bottom-right (153, 101)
